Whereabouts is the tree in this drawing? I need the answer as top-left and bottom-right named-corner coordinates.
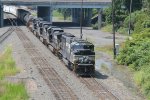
top-left (144, 0), bottom-right (150, 12)
top-left (123, 0), bottom-right (143, 12)
top-left (57, 8), bottom-right (71, 20)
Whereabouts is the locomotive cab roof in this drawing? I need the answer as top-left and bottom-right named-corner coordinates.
top-left (71, 38), bottom-right (94, 47)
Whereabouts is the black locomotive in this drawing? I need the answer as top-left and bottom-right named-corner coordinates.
top-left (17, 9), bottom-right (95, 76)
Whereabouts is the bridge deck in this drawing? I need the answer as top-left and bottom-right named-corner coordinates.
top-left (1, 0), bottom-right (111, 8)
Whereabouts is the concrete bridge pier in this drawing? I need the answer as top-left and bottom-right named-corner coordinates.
top-left (37, 6), bottom-right (52, 23)
top-left (72, 8), bottom-right (92, 26)
top-left (98, 8), bottom-right (103, 29)
top-left (83, 8), bottom-right (92, 26)
top-left (0, 4), bottom-right (3, 28)
top-left (72, 8), bottom-right (80, 24)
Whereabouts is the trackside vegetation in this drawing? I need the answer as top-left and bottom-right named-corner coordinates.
top-left (0, 47), bottom-right (28, 100)
top-left (117, 28), bottom-right (150, 99)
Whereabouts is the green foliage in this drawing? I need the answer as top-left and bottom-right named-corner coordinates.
top-left (121, 10), bottom-right (150, 33)
top-left (134, 65), bottom-right (150, 99)
top-left (0, 47), bottom-right (19, 79)
top-left (101, 24), bottom-right (112, 32)
top-left (0, 47), bottom-right (28, 100)
top-left (123, 0), bottom-right (142, 11)
top-left (103, 6), bottom-right (127, 30)
top-left (92, 9), bottom-right (98, 17)
top-left (117, 28), bottom-right (150, 98)
top-left (92, 23), bottom-right (98, 30)
top-left (0, 82), bottom-right (28, 100)
top-left (103, 8), bottom-right (112, 24)
top-left (117, 27), bottom-right (128, 34)
top-left (53, 10), bottom-right (63, 17)
top-left (143, 0), bottom-right (150, 13)
top-left (57, 8), bottom-right (71, 20)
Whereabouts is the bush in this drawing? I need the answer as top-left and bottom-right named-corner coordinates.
top-left (101, 24), bottom-right (112, 32)
top-left (103, 8), bottom-right (112, 24)
top-left (92, 23), bottom-right (98, 30)
top-left (123, 11), bottom-right (150, 33)
top-left (117, 27), bottom-right (128, 35)
top-left (117, 28), bottom-right (150, 98)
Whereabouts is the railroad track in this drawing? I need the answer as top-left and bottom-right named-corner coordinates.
top-left (0, 13), bottom-right (16, 43)
top-left (79, 75), bottom-right (119, 100)
top-left (15, 27), bottom-right (78, 100)
top-left (0, 27), bottom-right (14, 43)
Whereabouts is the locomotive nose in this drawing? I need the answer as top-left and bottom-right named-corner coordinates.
top-left (79, 56), bottom-right (90, 63)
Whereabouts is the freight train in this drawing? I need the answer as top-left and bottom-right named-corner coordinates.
top-left (17, 9), bottom-right (95, 76)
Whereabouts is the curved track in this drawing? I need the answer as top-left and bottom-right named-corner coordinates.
top-left (0, 13), bottom-right (16, 43)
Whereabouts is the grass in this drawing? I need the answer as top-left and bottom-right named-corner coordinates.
top-left (0, 82), bottom-right (28, 100)
top-left (53, 10), bottom-right (64, 20)
top-left (95, 45), bottom-right (113, 56)
top-left (101, 24), bottom-right (112, 33)
top-left (133, 66), bottom-right (150, 99)
top-left (0, 47), bottom-right (19, 79)
top-left (0, 46), bottom-right (28, 100)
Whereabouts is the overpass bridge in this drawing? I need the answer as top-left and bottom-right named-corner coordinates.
top-left (1, 0), bottom-right (111, 8)
top-left (0, 0), bottom-right (112, 28)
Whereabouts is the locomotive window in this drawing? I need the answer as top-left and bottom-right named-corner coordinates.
top-left (74, 50), bottom-right (95, 55)
top-left (73, 45), bottom-right (94, 51)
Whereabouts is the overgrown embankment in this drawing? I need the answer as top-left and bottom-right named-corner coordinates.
top-left (117, 28), bottom-right (150, 99)
top-left (0, 47), bottom-right (28, 100)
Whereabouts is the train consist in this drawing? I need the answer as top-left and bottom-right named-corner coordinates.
top-left (17, 9), bottom-right (95, 76)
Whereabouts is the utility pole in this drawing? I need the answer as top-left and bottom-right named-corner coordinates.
top-left (112, 0), bottom-right (116, 59)
top-left (129, 0), bottom-right (133, 35)
top-left (80, 0), bottom-right (83, 39)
